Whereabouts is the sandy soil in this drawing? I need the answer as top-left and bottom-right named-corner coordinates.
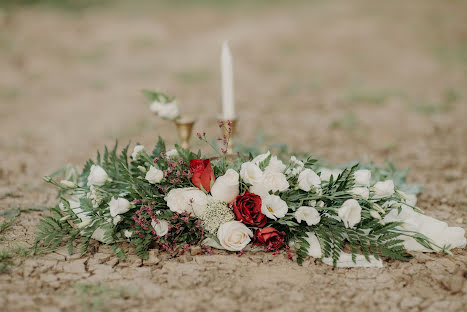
top-left (0, 0), bottom-right (466, 311)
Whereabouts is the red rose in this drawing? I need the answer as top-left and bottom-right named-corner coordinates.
top-left (254, 227), bottom-right (285, 249)
top-left (189, 159), bottom-right (215, 193)
top-left (232, 191), bottom-right (266, 227)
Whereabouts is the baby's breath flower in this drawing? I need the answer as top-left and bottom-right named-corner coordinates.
top-left (201, 198), bottom-right (235, 234)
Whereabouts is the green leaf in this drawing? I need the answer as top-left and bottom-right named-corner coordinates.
top-left (142, 90), bottom-right (172, 103)
top-left (0, 207), bottom-right (20, 218)
top-left (258, 154), bottom-right (272, 171)
top-left (151, 136), bottom-right (166, 159)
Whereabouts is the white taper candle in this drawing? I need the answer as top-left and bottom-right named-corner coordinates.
top-left (221, 41), bottom-right (235, 119)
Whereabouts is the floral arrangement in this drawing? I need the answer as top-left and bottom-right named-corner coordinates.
top-left (34, 125), bottom-right (466, 267)
top-left (144, 90), bottom-right (180, 121)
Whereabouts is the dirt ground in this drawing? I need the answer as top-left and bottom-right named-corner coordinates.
top-left (0, 0), bottom-right (466, 311)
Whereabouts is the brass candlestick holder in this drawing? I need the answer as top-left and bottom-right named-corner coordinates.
top-left (174, 116), bottom-right (196, 150)
top-left (217, 117), bottom-right (237, 155)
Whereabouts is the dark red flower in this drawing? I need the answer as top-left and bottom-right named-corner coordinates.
top-left (189, 159), bottom-right (215, 192)
top-left (232, 191), bottom-right (266, 227)
top-left (254, 227), bottom-right (285, 249)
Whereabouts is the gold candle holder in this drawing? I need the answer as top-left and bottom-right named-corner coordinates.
top-left (174, 116), bottom-right (196, 150)
top-left (217, 117), bottom-right (237, 155)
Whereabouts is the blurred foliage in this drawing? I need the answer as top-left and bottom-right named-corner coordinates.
top-left (329, 112), bottom-right (359, 131)
top-left (343, 87), bottom-right (402, 106)
top-left (409, 88), bottom-right (460, 115)
top-left (0, 0), bottom-right (108, 10)
top-left (0, 0), bottom-right (302, 10)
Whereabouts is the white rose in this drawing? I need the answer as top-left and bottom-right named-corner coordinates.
top-left (338, 199), bottom-right (362, 228)
top-left (109, 197), bottom-right (131, 217)
top-left (217, 221), bottom-right (253, 251)
top-left (354, 169), bottom-right (371, 186)
top-left (145, 166), bottom-right (164, 184)
top-left (158, 101), bottom-right (179, 120)
top-left (252, 151), bottom-right (271, 165)
top-left (319, 168), bottom-right (342, 182)
top-left (240, 162), bottom-right (263, 185)
top-left (164, 187), bottom-right (207, 215)
top-left (165, 188), bottom-right (191, 214)
top-left (151, 219), bottom-right (169, 237)
top-left (150, 100), bottom-right (163, 113)
top-left (87, 165), bottom-right (110, 186)
top-left (298, 169), bottom-right (321, 192)
top-left (261, 194), bottom-right (288, 220)
top-left (184, 188), bottom-right (208, 217)
top-left (250, 171), bottom-right (289, 196)
top-left (294, 206), bottom-right (321, 226)
top-left (372, 180), bottom-right (395, 198)
top-left (211, 169), bottom-right (239, 203)
top-left (349, 187), bottom-right (370, 200)
top-left (265, 156), bottom-right (287, 173)
top-left (131, 145), bottom-right (145, 160)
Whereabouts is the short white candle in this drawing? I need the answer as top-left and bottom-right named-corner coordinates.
top-left (221, 41), bottom-right (235, 120)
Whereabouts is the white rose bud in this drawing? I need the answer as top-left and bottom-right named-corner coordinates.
top-left (77, 219), bottom-right (92, 229)
top-left (87, 165), bottom-right (110, 187)
top-left (145, 166), bottom-right (164, 184)
top-left (294, 206), bottom-right (321, 226)
top-left (261, 194), bottom-right (288, 220)
top-left (397, 190), bottom-right (418, 207)
top-left (373, 203), bottom-right (386, 214)
top-left (151, 219), bottom-right (169, 237)
top-left (60, 180), bottom-right (77, 188)
top-left (372, 180), bottom-right (395, 198)
top-left (250, 171), bottom-right (289, 196)
top-left (354, 169), bottom-right (371, 186)
top-left (60, 215), bottom-right (71, 222)
top-left (109, 197), bottom-right (131, 217)
top-left (124, 230), bottom-right (133, 238)
top-left (211, 169), bottom-right (240, 203)
top-left (338, 199), bottom-right (362, 228)
top-left (131, 145), bottom-right (145, 160)
top-left (370, 210), bottom-right (382, 220)
top-left (290, 156), bottom-right (304, 168)
top-left (158, 101), bottom-right (179, 120)
top-left (240, 162), bottom-right (263, 185)
top-left (217, 221), bottom-right (253, 251)
top-left (298, 169), bottom-right (321, 192)
top-left (113, 215), bottom-right (122, 225)
top-left (349, 187), bottom-right (370, 200)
